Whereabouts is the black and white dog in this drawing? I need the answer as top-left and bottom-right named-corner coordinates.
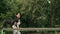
top-left (2, 18), bottom-right (19, 28)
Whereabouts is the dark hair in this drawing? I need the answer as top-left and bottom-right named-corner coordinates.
top-left (16, 12), bottom-right (21, 15)
top-left (16, 12), bottom-right (19, 15)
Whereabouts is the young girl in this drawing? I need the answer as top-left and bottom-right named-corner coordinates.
top-left (15, 13), bottom-right (21, 34)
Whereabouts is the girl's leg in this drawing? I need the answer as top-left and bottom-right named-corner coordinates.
top-left (18, 31), bottom-right (21, 34)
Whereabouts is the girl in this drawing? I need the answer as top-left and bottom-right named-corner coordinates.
top-left (13, 12), bottom-right (21, 34)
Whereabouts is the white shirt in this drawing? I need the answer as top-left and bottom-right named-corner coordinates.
top-left (17, 19), bottom-right (21, 28)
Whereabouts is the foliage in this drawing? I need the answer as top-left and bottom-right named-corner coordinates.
top-left (0, 0), bottom-right (60, 28)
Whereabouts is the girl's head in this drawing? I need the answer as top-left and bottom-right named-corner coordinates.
top-left (16, 12), bottom-right (21, 19)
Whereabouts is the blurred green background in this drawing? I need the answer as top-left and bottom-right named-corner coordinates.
top-left (0, 0), bottom-right (60, 34)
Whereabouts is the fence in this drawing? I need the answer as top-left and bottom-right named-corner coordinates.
top-left (1, 28), bottom-right (60, 34)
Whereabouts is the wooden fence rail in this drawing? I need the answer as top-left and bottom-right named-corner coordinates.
top-left (2, 28), bottom-right (60, 31)
top-left (1, 28), bottom-right (60, 34)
